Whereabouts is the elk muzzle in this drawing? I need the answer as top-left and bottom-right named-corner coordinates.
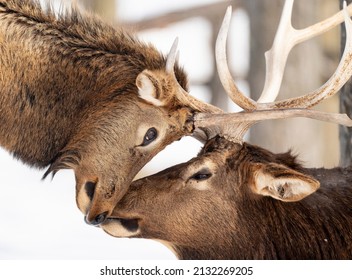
top-left (83, 181), bottom-right (107, 225)
top-left (79, 179), bottom-right (126, 225)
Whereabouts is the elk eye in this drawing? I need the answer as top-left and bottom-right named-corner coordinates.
top-left (190, 169), bottom-right (212, 181)
top-left (141, 127), bottom-right (158, 146)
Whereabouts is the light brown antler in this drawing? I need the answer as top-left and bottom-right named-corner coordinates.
top-left (262, 0), bottom-right (352, 109)
top-left (165, 38), bottom-right (223, 114)
top-left (215, 6), bottom-right (257, 111)
top-left (195, 0), bottom-right (352, 143)
top-left (217, 1), bottom-right (352, 110)
top-left (259, 0), bottom-right (352, 105)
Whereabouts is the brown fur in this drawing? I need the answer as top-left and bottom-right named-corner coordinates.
top-left (0, 0), bottom-right (193, 222)
top-left (102, 137), bottom-right (352, 259)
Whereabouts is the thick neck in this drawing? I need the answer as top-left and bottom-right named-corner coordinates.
top-left (0, 1), bottom-right (187, 168)
top-left (0, 36), bottom-right (133, 167)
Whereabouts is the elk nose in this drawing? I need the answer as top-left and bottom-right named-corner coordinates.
top-left (84, 211), bottom-right (108, 226)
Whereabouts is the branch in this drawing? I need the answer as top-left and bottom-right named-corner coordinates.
top-left (120, 1), bottom-right (236, 31)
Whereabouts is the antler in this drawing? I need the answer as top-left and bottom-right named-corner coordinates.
top-left (195, 0), bottom-right (352, 143)
top-left (259, 0), bottom-right (352, 105)
top-left (215, 6), bottom-right (257, 111)
top-left (165, 38), bottom-right (223, 114)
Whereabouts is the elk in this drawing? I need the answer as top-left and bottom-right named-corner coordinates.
top-left (0, 0), bottom-right (224, 225)
top-left (101, 1), bottom-right (352, 259)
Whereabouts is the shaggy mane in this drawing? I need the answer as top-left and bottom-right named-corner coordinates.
top-left (0, 0), bottom-right (155, 59)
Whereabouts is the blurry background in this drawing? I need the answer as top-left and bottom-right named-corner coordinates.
top-left (0, 0), bottom-right (345, 259)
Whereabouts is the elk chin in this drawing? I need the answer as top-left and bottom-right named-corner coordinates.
top-left (102, 217), bottom-right (141, 238)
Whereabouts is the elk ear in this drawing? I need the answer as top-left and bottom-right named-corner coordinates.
top-left (136, 70), bottom-right (165, 107)
top-left (251, 163), bottom-right (319, 202)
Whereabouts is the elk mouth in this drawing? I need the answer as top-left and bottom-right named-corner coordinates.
top-left (113, 218), bottom-right (139, 232)
top-left (102, 217), bottom-right (141, 237)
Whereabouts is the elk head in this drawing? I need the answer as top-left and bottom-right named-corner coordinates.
top-left (101, 137), bottom-right (324, 259)
top-left (101, 0), bottom-right (352, 258)
top-left (44, 39), bottom-right (221, 225)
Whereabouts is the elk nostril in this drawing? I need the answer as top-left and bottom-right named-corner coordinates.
top-left (94, 212), bottom-right (108, 224)
top-left (86, 211), bottom-right (108, 226)
top-left (85, 181), bottom-right (96, 201)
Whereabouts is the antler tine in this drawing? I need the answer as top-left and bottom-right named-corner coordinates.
top-left (270, 1), bottom-right (352, 109)
top-left (216, 6), bottom-right (257, 111)
top-left (166, 37), bottom-right (179, 73)
top-left (257, 0), bottom-right (295, 104)
top-left (258, 0), bottom-right (352, 107)
top-left (296, 1), bottom-right (352, 43)
top-left (165, 38), bottom-right (223, 114)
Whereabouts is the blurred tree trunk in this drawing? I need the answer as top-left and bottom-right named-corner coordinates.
top-left (339, 0), bottom-right (352, 167)
top-left (243, 0), bottom-right (339, 168)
